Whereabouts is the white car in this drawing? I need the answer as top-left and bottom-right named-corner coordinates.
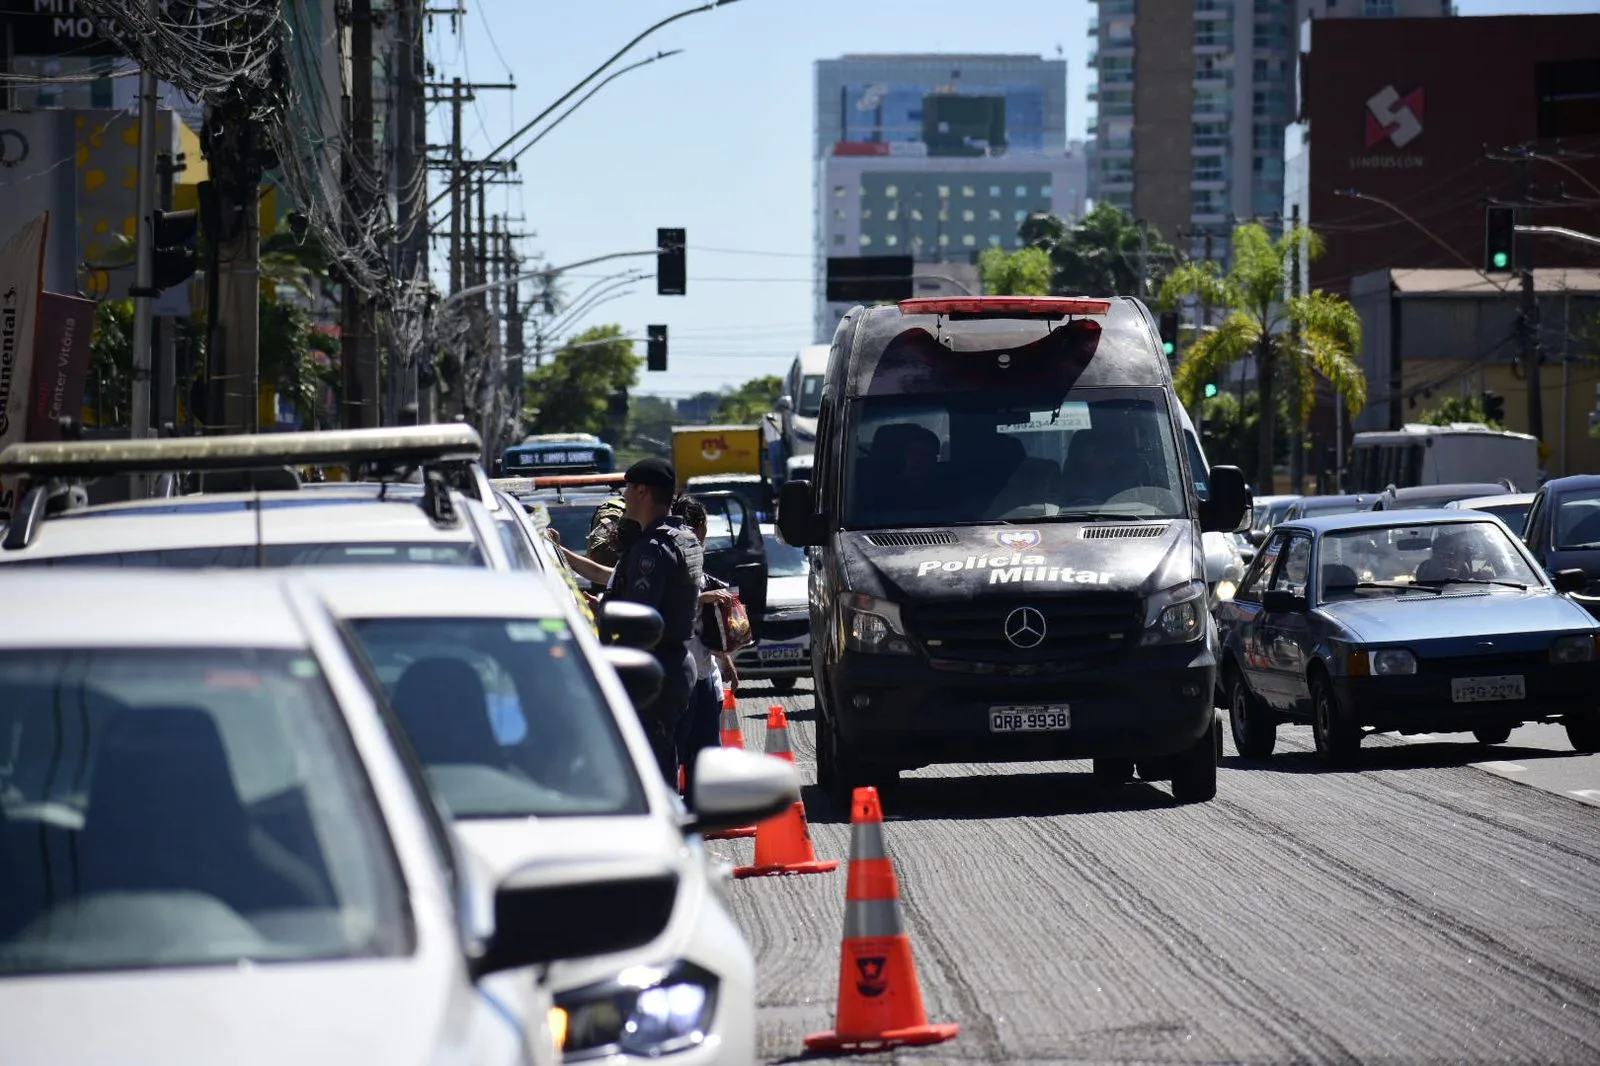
top-left (0, 570), bottom-right (674, 1066)
top-left (298, 567), bottom-right (798, 1064)
top-left (732, 523), bottom-right (811, 692)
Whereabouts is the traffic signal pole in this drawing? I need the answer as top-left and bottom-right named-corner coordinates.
top-left (1516, 156), bottom-right (1543, 444)
top-left (129, 46), bottom-right (160, 445)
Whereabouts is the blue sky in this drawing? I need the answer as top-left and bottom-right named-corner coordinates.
top-left (427, 0), bottom-right (1599, 401)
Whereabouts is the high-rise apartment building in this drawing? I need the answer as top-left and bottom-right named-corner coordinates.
top-left (814, 54), bottom-right (1083, 342)
top-left (1087, 0), bottom-right (1449, 261)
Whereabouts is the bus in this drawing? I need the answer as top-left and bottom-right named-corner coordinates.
top-left (1348, 423), bottom-right (1539, 494)
top-left (498, 433), bottom-right (615, 478)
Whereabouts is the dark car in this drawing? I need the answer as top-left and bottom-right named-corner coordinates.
top-left (1215, 509), bottom-right (1600, 766)
top-left (1522, 474), bottom-right (1600, 617)
top-left (1369, 482), bottom-right (1514, 511)
top-left (1279, 494), bottom-right (1377, 522)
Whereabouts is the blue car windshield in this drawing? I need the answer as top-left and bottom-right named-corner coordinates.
top-left (1318, 521), bottom-right (1541, 601)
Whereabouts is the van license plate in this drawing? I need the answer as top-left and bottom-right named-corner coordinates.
top-left (989, 705), bottom-right (1070, 732)
top-left (1450, 675), bottom-right (1526, 703)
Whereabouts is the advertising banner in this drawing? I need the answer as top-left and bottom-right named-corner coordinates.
top-left (27, 291), bottom-right (95, 442)
top-left (0, 212), bottom-right (51, 521)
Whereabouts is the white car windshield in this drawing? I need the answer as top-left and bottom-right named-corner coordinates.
top-left (347, 616), bottom-right (647, 820)
top-left (0, 648), bottom-right (407, 976)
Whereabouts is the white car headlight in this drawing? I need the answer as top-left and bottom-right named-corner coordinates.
top-left (1550, 634), bottom-right (1597, 664)
top-left (556, 961), bottom-right (719, 1060)
top-left (1143, 580), bottom-right (1206, 645)
top-left (1368, 649), bottom-right (1417, 676)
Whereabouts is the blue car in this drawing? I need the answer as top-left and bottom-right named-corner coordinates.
top-left (1215, 509), bottom-right (1600, 766)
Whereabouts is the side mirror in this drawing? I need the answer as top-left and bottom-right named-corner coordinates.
top-left (597, 600), bottom-right (664, 650)
top-left (1261, 588), bottom-right (1306, 614)
top-left (776, 394), bottom-right (793, 413)
top-left (1552, 568), bottom-right (1589, 594)
top-left (601, 646), bottom-right (663, 709)
top-left (1199, 465), bottom-right (1250, 533)
top-left (684, 747), bottom-right (800, 837)
top-left (777, 479), bottom-right (822, 547)
top-left (1248, 529), bottom-right (1268, 547)
top-left (470, 857), bottom-right (678, 979)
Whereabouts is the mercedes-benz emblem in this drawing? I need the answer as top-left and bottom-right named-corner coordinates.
top-left (1003, 606), bottom-right (1047, 649)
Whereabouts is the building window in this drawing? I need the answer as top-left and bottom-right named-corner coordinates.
top-left (1014, 209), bottom-right (1028, 222)
top-left (988, 208), bottom-right (1002, 222)
top-left (886, 209), bottom-right (899, 221)
top-left (885, 234), bottom-right (899, 247)
top-left (1015, 185), bottom-right (1028, 197)
top-left (859, 234), bottom-right (872, 246)
top-left (1363, 0), bottom-right (1396, 14)
top-left (989, 184), bottom-right (1001, 196)
top-left (833, 185), bottom-right (846, 197)
top-left (962, 185), bottom-right (975, 197)
top-left (833, 208), bottom-right (845, 220)
top-left (885, 183), bottom-right (898, 197)
top-left (1041, 184), bottom-right (1053, 197)
top-left (962, 234), bottom-right (976, 247)
top-left (938, 234), bottom-right (950, 247)
top-left (989, 234), bottom-right (1003, 246)
top-left (937, 185), bottom-right (950, 198)
top-left (832, 234), bottom-right (845, 246)
top-left (861, 208), bottom-right (873, 220)
top-left (911, 208), bottom-right (924, 221)
top-left (962, 209), bottom-right (976, 222)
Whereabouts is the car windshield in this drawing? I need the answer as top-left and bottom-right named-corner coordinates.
top-left (1255, 499), bottom-right (1296, 531)
top-left (1555, 489), bottom-right (1600, 550)
top-left (0, 648), bottom-right (406, 976)
top-left (0, 542), bottom-right (484, 569)
top-left (1296, 498), bottom-right (1365, 519)
top-left (798, 374), bottom-right (823, 417)
top-left (844, 386), bottom-right (1184, 528)
top-left (1470, 501), bottom-right (1531, 537)
top-left (763, 530), bottom-right (808, 577)
top-left (346, 617), bottom-right (647, 820)
top-left (1318, 521), bottom-right (1542, 601)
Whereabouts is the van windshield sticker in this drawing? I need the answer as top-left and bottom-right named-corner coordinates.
top-left (997, 402), bottom-right (1092, 434)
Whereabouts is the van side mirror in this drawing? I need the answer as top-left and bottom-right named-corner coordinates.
top-left (777, 479), bottom-right (823, 547)
top-left (684, 747), bottom-right (800, 837)
top-left (600, 646), bottom-right (663, 709)
top-left (1552, 568), bottom-right (1589, 594)
top-left (1199, 466), bottom-right (1250, 534)
top-left (1261, 588), bottom-right (1306, 614)
top-left (597, 600), bottom-right (663, 651)
top-left (470, 857), bottom-right (678, 979)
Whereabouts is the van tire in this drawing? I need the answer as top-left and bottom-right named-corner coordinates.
top-left (817, 706), bottom-right (896, 808)
top-left (1170, 718), bottom-right (1219, 804)
top-left (1093, 758), bottom-right (1135, 785)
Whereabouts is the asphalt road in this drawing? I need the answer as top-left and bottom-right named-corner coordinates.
top-left (711, 678), bottom-right (1600, 1065)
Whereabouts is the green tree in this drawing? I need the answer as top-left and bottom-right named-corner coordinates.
top-left (1161, 222), bottom-right (1366, 491)
top-left (713, 375), bottom-right (783, 423)
top-left (523, 324), bottom-right (640, 436)
top-left (626, 393), bottom-right (678, 454)
top-left (1195, 389), bottom-right (1292, 481)
top-left (1419, 394), bottom-right (1503, 432)
top-left (1022, 203), bottom-right (1178, 297)
top-left (977, 245), bottom-right (1052, 296)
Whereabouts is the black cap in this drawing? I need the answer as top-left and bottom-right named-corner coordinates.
top-left (624, 456), bottom-right (676, 493)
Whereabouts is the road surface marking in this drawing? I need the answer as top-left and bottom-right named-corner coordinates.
top-left (1476, 761), bottom-right (1528, 774)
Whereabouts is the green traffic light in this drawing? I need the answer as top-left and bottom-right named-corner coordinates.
top-left (1492, 251), bottom-right (1509, 270)
top-left (1163, 341), bottom-right (1175, 355)
top-left (1204, 383), bottom-right (1218, 398)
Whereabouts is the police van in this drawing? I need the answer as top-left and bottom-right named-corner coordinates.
top-left (776, 295), bottom-right (1250, 806)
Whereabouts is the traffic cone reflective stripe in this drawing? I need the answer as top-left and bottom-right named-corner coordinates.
top-left (803, 786), bottom-right (959, 1055)
top-left (733, 707), bottom-right (838, 878)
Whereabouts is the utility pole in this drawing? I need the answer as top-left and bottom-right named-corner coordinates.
top-left (154, 150), bottom-right (181, 431)
top-left (504, 226), bottom-right (524, 454)
top-left (1516, 153), bottom-right (1544, 444)
top-left (1288, 205), bottom-right (1304, 494)
top-left (342, 0), bottom-right (381, 430)
top-left (390, 0), bottom-right (426, 423)
top-left (1136, 217), bottom-right (1149, 298)
top-left (128, 41), bottom-right (158, 449)
top-left (205, 93), bottom-right (265, 436)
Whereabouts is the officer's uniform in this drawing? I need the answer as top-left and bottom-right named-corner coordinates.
top-left (586, 495), bottom-right (638, 569)
top-left (604, 472), bottom-right (703, 784)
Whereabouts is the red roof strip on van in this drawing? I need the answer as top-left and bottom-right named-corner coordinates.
top-left (898, 296), bottom-right (1112, 317)
top-left (531, 472), bottom-right (626, 488)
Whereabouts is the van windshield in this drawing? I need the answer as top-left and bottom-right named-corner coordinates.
top-left (843, 386), bottom-right (1186, 528)
top-left (798, 374), bottom-right (824, 417)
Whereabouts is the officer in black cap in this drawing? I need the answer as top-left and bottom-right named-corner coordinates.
top-left (603, 457), bottom-right (703, 784)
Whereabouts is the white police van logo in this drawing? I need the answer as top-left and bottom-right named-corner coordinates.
top-left (915, 552), bottom-right (1113, 586)
top-left (995, 529), bottom-right (1041, 550)
top-left (1003, 607), bottom-right (1047, 649)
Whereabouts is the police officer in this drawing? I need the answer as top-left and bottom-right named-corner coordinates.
top-left (559, 458), bottom-right (701, 784)
top-left (585, 493), bottom-right (637, 569)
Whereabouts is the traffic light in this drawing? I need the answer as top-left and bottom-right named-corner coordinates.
top-left (1481, 390), bottom-right (1506, 423)
top-left (1204, 383), bottom-right (1219, 399)
top-left (1484, 206), bottom-right (1515, 273)
top-left (826, 255), bottom-right (914, 303)
top-left (146, 208), bottom-right (199, 294)
top-left (656, 228), bottom-right (686, 295)
top-left (646, 324), bottom-right (667, 372)
top-left (1158, 311), bottom-right (1179, 356)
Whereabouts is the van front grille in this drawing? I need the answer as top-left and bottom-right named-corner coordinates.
top-left (905, 593), bottom-right (1142, 664)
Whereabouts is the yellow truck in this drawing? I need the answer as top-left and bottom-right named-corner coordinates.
top-left (670, 424), bottom-right (766, 487)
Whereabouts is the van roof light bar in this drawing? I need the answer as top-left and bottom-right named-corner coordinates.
top-left (492, 472), bottom-right (627, 493)
top-left (898, 296), bottom-right (1113, 317)
top-left (0, 425), bottom-right (484, 479)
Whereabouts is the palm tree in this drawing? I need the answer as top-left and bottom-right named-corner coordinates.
top-left (1160, 222), bottom-right (1366, 492)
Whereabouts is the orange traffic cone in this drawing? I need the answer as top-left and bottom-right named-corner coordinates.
top-left (706, 686), bottom-right (758, 840)
top-left (803, 786), bottom-right (959, 1055)
top-left (733, 707), bottom-right (839, 878)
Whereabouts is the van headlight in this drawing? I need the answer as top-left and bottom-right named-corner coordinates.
top-left (1142, 580), bottom-right (1206, 645)
top-left (844, 593), bottom-right (913, 655)
top-left (556, 962), bottom-right (719, 1059)
top-left (1550, 635), bottom-right (1597, 664)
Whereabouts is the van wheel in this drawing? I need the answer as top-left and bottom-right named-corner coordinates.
top-left (1566, 714), bottom-right (1600, 754)
top-left (1472, 725), bottom-right (1513, 746)
top-left (817, 708), bottom-right (895, 808)
top-left (1170, 719), bottom-right (1219, 804)
top-left (770, 677), bottom-right (797, 694)
top-left (1228, 671), bottom-right (1276, 759)
top-left (1093, 758), bottom-right (1134, 786)
top-left (1312, 674), bottom-right (1361, 767)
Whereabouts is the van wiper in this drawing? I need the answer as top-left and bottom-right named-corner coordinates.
top-left (1414, 577), bottom-right (1529, 591)
top-left (1002, 512), bottom-right (1160, 523)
